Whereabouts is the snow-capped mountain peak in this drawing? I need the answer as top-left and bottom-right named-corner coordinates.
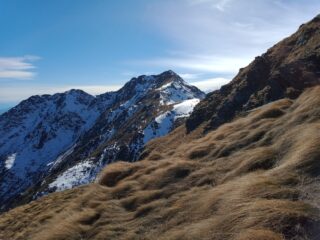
top-left (0, 70), bottom-right (205, 211)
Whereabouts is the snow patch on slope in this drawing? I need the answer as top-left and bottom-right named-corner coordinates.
top-left (48, 160), bottom-right (94, 192)
top-left (5, 153), bottom-right (16, 170)
top-left (143, 98), bottom-right (200, 143)
top-left (158, 81), bottom-right (203, 105)
top-left (172, 98), bottom-right (200, 120)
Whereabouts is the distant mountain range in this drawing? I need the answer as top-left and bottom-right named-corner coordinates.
top-left (0, 70), bottom-right (205, 211)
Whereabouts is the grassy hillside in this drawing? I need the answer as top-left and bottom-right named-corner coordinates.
top-left (1, 86), bottom-right (319, 240)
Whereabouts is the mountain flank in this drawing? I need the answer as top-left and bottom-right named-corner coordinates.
top-left (0, 70), bottom-right (204, 211)
top-left (187, 14), bottom-right (320, 133)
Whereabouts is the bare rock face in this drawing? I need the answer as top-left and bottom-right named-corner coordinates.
top-left (187, 15), bottom-right (320, 132)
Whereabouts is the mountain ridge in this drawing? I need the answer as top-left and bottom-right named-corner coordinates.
top-left (0, 70), bottom-right (205, 211)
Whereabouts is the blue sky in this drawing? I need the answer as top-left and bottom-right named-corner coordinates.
top-left (1, 0), bottom-right (320, 108)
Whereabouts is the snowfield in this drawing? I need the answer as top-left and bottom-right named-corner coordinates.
top-left (49, 160), bottom-right (94, 191)
top-left (5, 153), bottom-right (16, 170)
top-left (143, 98), bottom-right (200, 143)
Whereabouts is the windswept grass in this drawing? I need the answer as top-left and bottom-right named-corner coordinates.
top-left (0, 87), bottom-right (320, 240)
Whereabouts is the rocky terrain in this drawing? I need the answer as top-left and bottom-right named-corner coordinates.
top-left (0, 70), bottom-right (204, 211)
top-left (187, 14), bottom-right (320, 133)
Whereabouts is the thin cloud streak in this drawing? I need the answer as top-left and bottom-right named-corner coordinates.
top-left (128, 54), bottom-right (252, 74)
top-left (135, 1), bottom-right (320, 78)
top-left (148, 0), bottom-right (320, 55)
top-left (144, 0), bottom-right (320, 74)
top-left (0, 56), bottom-right (40, 80)
top-left (188, 0), bottom-right (232, 10)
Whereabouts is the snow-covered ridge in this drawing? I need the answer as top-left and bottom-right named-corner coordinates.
top-left (0, 70), bottom-right (205, 210)
top-left (0, 89), bottom-right (105, 210)
top-left (157, 77), bottom-right (204, 105)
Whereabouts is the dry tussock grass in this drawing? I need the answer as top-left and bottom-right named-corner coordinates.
top-left (0, 87), bottom-right (320, 240)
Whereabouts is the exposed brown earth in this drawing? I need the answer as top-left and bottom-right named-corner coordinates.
top-left (0, 86), bottom-right (319, 240)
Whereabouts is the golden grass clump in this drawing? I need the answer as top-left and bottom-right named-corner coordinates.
top-left (96, 161), bottom-right (144, 187)
top-left (0, 87), bottom-right (320, 240)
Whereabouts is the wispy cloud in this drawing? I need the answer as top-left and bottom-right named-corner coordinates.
top-left (127, 54), bottom-right (251, 75)
top-left (179, 73), bottom-right (202, 80)
top-left (188, 0), bottom-right (232, 9)
top-left (189, 0), bottom-right (233, 12)
top-left (0, 56), bottom-right (40, 80)
top-left (191, 77), bottom-right (230, 93)
top-left (214, 0), bottom-right (232, 11)
top-left (145, 0), bottom-right (320, 60)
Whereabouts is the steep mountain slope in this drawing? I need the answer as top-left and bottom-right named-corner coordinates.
top-left (187, 14), bottom-right (320, 132)
top-left (0, 90), bottom-right (106, 211)
top-left (38, 71), bottom-right (204, 194)
top-left (0, 70), bottom-right (205, 211)
top-left (1, 86), bottom-right (319, 240)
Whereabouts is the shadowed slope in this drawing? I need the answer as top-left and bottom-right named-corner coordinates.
top-left (1, 86), bottom-right (319, 240)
